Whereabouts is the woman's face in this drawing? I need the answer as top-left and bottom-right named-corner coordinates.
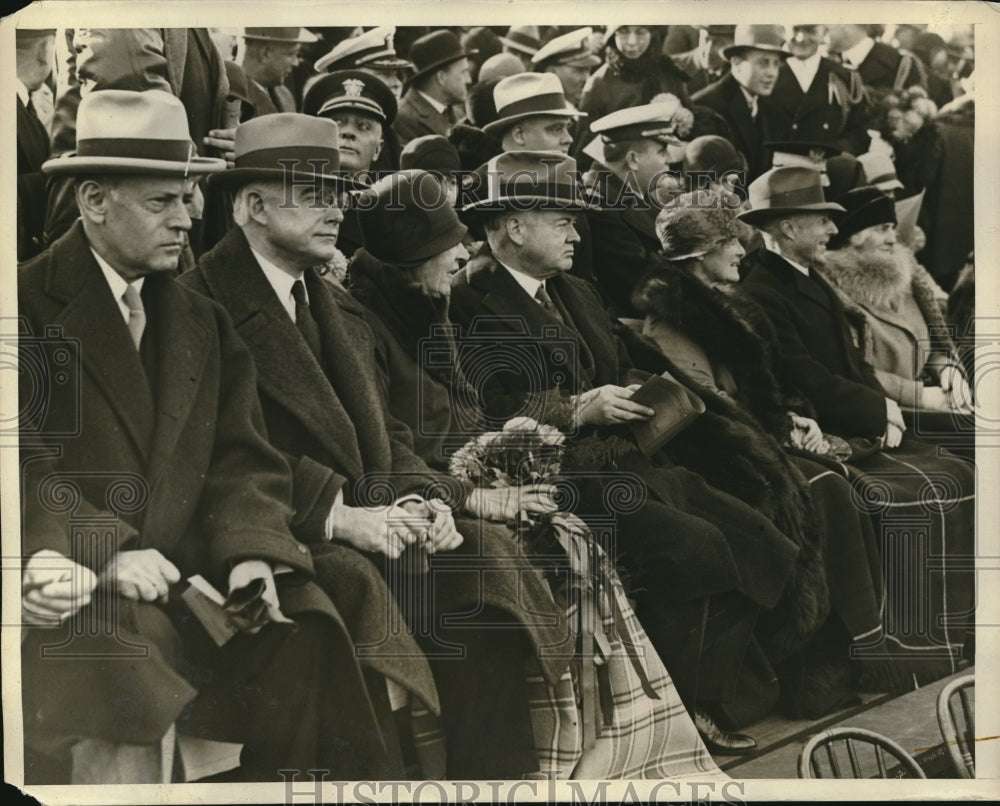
top-left (414, 241), bottom-right (470, 298)
top-left (694, 237), bottom-right (746, 286)
top-left (615, 26), bottom-right (652, 60)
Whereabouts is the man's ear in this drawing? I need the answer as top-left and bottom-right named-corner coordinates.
top-left (625, 148), bottom-right (640, 172)
top-left (509, 124), bottom-right (525, 148)
top-left (373, 134), bottom-right (385, 162)
top-left (245, 187), bottom-right (270, 225)
top-left (75, 180), bottom-right (110, 225)
top-left (506, 214), bottom-right (525, 247)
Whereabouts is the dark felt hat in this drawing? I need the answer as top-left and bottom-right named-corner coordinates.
top-left (461, 150), bottom-right (597, 212)
top-left (827, 186), bottom-right (897, 249)
top-left (406, 30), bottom-right (476, 89)
top-left (208, 113), bottom-right (359, 191)
top-left (359, 170), bottom-right (468, 266)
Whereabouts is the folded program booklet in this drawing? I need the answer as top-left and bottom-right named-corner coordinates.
top-left (180, 575), bottom-right (239, 647)
top-left (628, 373), bottom-right (706, 456)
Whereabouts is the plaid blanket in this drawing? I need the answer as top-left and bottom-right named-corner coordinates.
top-left (523, 518), bottom-right (726, 779)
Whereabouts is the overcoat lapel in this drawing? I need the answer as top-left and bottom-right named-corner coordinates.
top-left (144, 277), bottom-right (210, 488)
top-left (45, 224), bottom-right (155, 460)
top-left (196, 230), bottom-right (365, 480)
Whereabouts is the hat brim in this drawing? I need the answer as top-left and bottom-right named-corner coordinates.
top-left (243, 33), bottom-right (317, 44)
top-left (41, 154), bottom-right (226, 177)
top-left (482, 107), bottom-right (584, 136)
top-left (498, 39), bottom-right (538, 56)
top-left (404, 51), bottom-right (477, 90)
top-left (314, 53), bottom-right (412, 72)
top-left (208, 166), bottom-right (364, 192)
top-left (737, 201), bottom-right (845, 225)
top-left (461, 192), bottom-right (599, 214)
top-left (721, 43), bottom-right (792, 60)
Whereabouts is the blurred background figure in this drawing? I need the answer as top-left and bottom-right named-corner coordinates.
top-left (673, 25), bottom-right (735, 94)
top-left (532, 27), bottom-right (601, 109)
top-left (241, 27), bottom-right (317, 114)
top-left (395, 30), bottom-right (475, 144)
top-left (16, 28), bottom-right (55, 260)
top-left (499, 25), bottom-right (541, 70)
top-left (314, 26), bottom-right (413, 99)
top-left (209, 27), bottom-right (239, 61)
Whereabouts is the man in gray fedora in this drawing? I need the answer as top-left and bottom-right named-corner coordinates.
top-left (19, 90), bottom-right (384, 783)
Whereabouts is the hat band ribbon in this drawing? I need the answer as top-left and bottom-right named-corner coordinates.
top-left (475, 180), bottom-right (588, 207)
top-left (756, 185), bottom-right (829, 208)
top-left (234, 146), bottom-right (340, 174)
top-left (77, 138), bottom-right (194, 162)
top-left (496, 92), bottom-right (570, 119)
top-left (318, 97), bottom-right (385, 119)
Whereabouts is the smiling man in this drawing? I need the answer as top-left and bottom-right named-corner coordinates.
top-left (692, 24), bottom-right (791, 180)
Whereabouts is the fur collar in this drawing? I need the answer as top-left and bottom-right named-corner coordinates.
top-left (818, 243), bottom-right (916, 311)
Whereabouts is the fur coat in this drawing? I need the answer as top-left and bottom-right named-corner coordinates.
top-left (816, 244), bottom-right (961, 408)
top-left (631, 258), bottom-right (829, 660)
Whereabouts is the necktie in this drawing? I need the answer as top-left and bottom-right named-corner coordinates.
top-left (535, 284), bottom-right (565, 325)
top-left (748, 94), bottom-right (759, 119)
top-left (291, 279), bottom-right (323, 364)
top-left (122, 283), bottom-right (146, 350)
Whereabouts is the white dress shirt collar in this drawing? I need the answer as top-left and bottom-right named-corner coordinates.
top-left (249, 245), bottom-right (305, 322)
top-left (788, 50), bottom-right (823, 92)
top-left (841, 36), bottom-right (875, 69)
top-left (738, 84), bottom-right (758, 118)
top-left (16, 79), bottom-right (30, 107)
top-left (417, 89), bottom-right (448, 115)
top-left (91, 248), bottom-right (144, 325)
top-left (499, 261), bottom-right (546, 302)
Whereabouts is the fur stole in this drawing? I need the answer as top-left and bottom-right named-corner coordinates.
top-left (817, 245), bottom-right (957, 362)
top-left (630, 260), bottom-right (830, 658)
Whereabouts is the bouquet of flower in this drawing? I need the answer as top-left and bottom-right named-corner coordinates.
top-left (449, 416), bottom-right (565, 488)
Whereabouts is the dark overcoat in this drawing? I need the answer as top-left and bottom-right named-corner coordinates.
top-left (17, 95), bottom-right (49, 260)
top-left (740, 247), bottom-right (890, 438)
top-left (856, 41), bottom-right (925, 91)
top-left (393, 88), bottom-right (452, 145)
top-left (18, 221), bottom-right (384, 777)
top-left (691, 73), bottom-right (773, 180)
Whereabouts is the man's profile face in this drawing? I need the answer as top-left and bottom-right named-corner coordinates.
top-left (261, 43), bottom-right (301, 86)
top-left (628, 139), bottom-right (672, 195)
top-left (548, 64), bottom-right (590, 107)
top-left (512, 116), bottom-right (574, 154)
top-left (731, 50), bottom-right (783, 96)
top-left (439, 59), bottom-right (471, 104)
top-left (99, 176), bottom-right (195, 278)
top-left (517, 209), bottom-right (581, 276)
top-left (327, 110), bottom-right (384, 173)
top-left (258, 182), bottom-right (346, 267)
top-left (785, 212), bottom-right (839, 266)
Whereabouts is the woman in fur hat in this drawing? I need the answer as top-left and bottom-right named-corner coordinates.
top-left (631, 189), bottom-right (974, 697)
top-left (816, 186), bottom-right (972, 422)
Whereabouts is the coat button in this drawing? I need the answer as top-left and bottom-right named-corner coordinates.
top-left (296, 544), bottom-right (308, 554)
top-left (791, 123), bottom-right (798, 130)
top-left (823, 122), bottom-right (829, 129)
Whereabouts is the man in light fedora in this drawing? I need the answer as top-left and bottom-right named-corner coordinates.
top-left (692, 24), bottom-right (791, 180)
top-left (241, 27), bottom-right (317, 115)
top-left (394, 30), bottom-right (476, 144)
top-left (314, 25), bottom-right (413, 99)
top-left (484, 72), bottom-right (585, 154)
top-left (531, 27), bottom-right (601, 109)
top-left (19, 89), bottom-right (383, 783)
top-left (585, 99), bottom-right (690, 316)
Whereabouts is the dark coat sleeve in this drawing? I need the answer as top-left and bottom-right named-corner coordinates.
top-left (741, 281), bottom-right (889, 438)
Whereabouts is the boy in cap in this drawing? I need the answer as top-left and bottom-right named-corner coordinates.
top-left (20, 90), bottom-right (385, 783)
top-left (692, 24), bottom-right (791, 180)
